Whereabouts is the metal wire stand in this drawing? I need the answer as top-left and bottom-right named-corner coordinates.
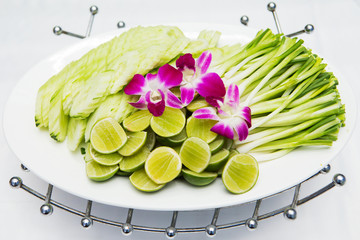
top-left (9, 166), bottom-right (346, 238)
top-left (9, 2), bottom-right (346, 239)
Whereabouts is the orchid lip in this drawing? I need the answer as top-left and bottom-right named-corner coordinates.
top-left (193, 84), bottom-right (251, 141)
top-left (150, 90), bottom-right (162, 103)
top-left (124, 62), bottom-right (184, 116)
top-left (145, 90), bottom-right (166, 117)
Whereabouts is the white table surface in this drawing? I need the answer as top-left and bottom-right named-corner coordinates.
top-left (1, 0), bottom-right (360, 239)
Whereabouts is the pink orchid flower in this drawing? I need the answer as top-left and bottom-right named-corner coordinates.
top-left (176, 51), bottom-right (226, 106)
top-left (124, 64), bottom-right (183, 117)
top-left (193, 84), bottom-right (251, 141)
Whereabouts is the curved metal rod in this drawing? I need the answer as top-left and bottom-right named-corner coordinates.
top-left (13, 171), bottom-right (340, 234)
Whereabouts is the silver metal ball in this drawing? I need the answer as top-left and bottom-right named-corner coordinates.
top-left (205, 224), bottom-right (217, 237)
top-left (21, 164), bottom-right (29, 172)
top-left (333, 174), bottom-right (346, 187)
top-left (320, 164), bottom-right (331, 174)
top-left (122, 223), bottom-right (133, 235)
top-left (53, 26), bottom-right (62, 35)
top-left (165, 226), bottom-right (177, 239)
top-left (267, 2), bottom-right (276, 12)
top-left (304, 24), bottom-right (314, 34)
top-left (40, 203), bottom-right (53, 216)
top-left (90, 5), bottom-right (98, 15)
top-left (240, 15), bottom-right (249, 25)
top-left (245, 218), bottom-right (258, 231)
top-left (283, 208), bottom-right (297, 220)
top-left (117, 21), bottom-right (126, 28)
top-left (81, 217), bottom-right (93, 228)
top-left (9, 177), bottom-right (22, 188)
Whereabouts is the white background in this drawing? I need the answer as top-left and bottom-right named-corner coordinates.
top-left (1, 0), bottom-right (360, 239)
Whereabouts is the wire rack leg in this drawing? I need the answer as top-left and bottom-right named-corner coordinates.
top-left (53, 5), bottom-right (98, 39)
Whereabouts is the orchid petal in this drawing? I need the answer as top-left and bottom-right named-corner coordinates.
top-left (166, 90), bottom-right (183, 109)
top-left (145, 72), bottom-right (157, 83)
top-left (157, 64), bottom-right (183, 89)
top-left (233, 119), bottom-right (249, 141)
top-left (176, 53), bottom-right (196, 72)
top-left (195, 72), bottom-right (226, 98)
top-left (180, 85), bottom-right (195, 106)
top-left (240, 106), bottom-right (252, 128)
top-left (196, 51), bottom-right (212, 74)
top-left (128, 96), bottom-right (147, 109)
top-left (225, 84), bottom-right (240, 109)
top-left (217, 108), bottom-right (229, 117)
top-left (124, 74), bottom-right (148, 95)
top-left (145, 90), bottom-right (166, 117)
top-left (205, 96), bottom-right (223, 108)
top-left (193, 107), bottom-right (220, 121)
top-left (211, 121), bottom-right (234, 140)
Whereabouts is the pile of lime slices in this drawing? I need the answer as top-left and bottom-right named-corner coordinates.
top-left (85, 107), bottom-right (259, 194)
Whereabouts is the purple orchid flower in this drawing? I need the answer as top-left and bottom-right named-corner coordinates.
top-left (193, 84), bottom-right (251, 141)
top-left (124, 64), bottom-right (183, 117)
top-left (176, 51), bottom-right (226, 106)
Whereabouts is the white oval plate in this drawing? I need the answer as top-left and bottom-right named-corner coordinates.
top-left (3, 23), bottom-right (357, 211)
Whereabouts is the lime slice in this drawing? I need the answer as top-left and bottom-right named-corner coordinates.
top-left (83, 143), bottom-right (93, 163)
top-left (130, 169), bottom-right (165, 192)
top-left (206, 148), bottom-right (230, 172)
top-left (186, 97), bottom-right (210, 112)
top-left (167, 128), bottom-right (187, 145)
top-left (144, 129), bottom-right (156, 151)
top-left (186, 116), bottom-right (217, 143)
top-left (123, 110), bottom-right (152, 132)
top-left (120, 146), bottom-right (150, 172)
top-left (145, 147), bottom-right (182, 184)
top-left (150, 107), bottom-right (185, 137)
top-left (89, 145), bottom-right (123, 166)
top-left (222, 154), bottom-right (259, 194)
top-left (116, 170), bottom-right (132, 176)
top-left (118, 131), bottom-right (147, 156)
top-left (209, 135), bottom-right (225, 154)
top-left (173, 145), bottom-right (182, 154)
top-left (182, 169), bottom-right (217, 186)
top-left (228, 149), bottom-right (239, 159)
top-left (223, 137), bottom-right (234, 150)
top-left (180, 137), bottom-right (211, 173)
top-left (156, 128), bottom-right (187, 147)
top-left (217, 165), bottom-right (224, 176)
top-left (90, 117), bottom-right (127, 154)
top-left (86, 160), bottom-right (119, 181)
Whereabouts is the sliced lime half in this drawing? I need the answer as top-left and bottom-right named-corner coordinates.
top-left (123, 110), bottom-right (152, 132)
top-left (182, 169), bottom-right (217, 186)
top-left (120, 146), bottom-right (150, 173)
top-left (90, 117), bottom-right (127, 154)
top-left (186, 116), bottom-right (217, 143)
top-left (180, 137), bottom-right (211, 173)
top-left (145, 147), bottom-right (182, 184)
top-left (118, 131), bottom-right (147, 156)
top-left (86, 160), bottom-right (119, 181)
top-left (150, 107), bottom-right (185, 137)
top-left (90, 145), bottom-right (123, 166)
top-left (130, 169), bottom-right (165, 192)
top-left (209, 135), bottom-right (225, 154)
top-left (206, 148), bottom-right (230, 172)
top-left (222, 154), bottom-right (259, 194)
